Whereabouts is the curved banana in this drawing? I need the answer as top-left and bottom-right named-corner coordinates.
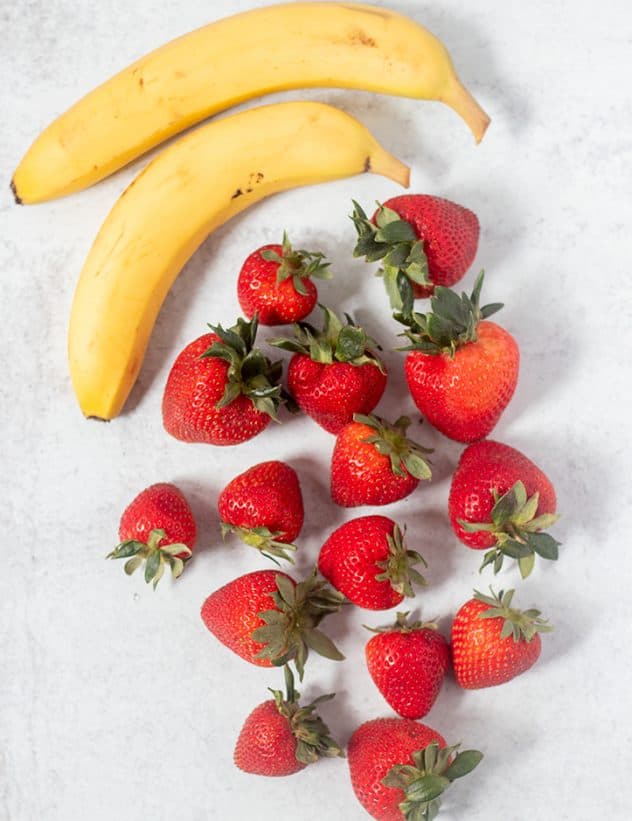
top-left (13, 2), bottom-right (488, 204)
top-left (68, 101), bottom-right (409, 420)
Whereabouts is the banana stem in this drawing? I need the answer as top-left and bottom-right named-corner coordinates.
top-left (367, 146), bottom-right (410, 188)
top-left (442, 76), bottom-right (491, 144)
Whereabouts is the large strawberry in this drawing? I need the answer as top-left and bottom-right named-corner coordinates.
top-left (451, 588), bottom-right (552, 689)
top-left (269, 305), bottom-right (387, 434)
top-left (348, 717), bottom-right (482, 821)
top-left (398, 271), bottom-right (519, 443)
top-left (162, 316), bottom-right (285, 445)
top-left (218, 460), bottom-right (304, 563)
top-left (107, 483), bottom-right (195, 588)
top-left (318, 516), bottom-right (427, 610)
top-left (331, 414), bottom-right (433, 507)
top-left (449, 439), bottom-right (559, 578)
top-left (365, 613), bottom-right (450, 719)
top-left (351, 195), bottom-right (479, 309)
top-left (234, 666), bottom-right (343, 777)
top-left (237, 232), bottom-right (332, 326)
top-left (200, 569), bottom-right (344, 678)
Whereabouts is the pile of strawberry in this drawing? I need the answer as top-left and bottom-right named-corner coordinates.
top-left (107, 195), bottom-right (561, 820)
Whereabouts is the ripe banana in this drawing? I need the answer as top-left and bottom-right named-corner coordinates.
top-left (68, 101), bottom-right (409, 420)
top-left (13, 1), bottom-right (489, 204)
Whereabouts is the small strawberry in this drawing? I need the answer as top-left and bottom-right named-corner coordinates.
top-left (237, 232), bottom-right (332, 326)
top-left (234, 666), bottom-right (343, 777)
top-left (348, 717), bottom-right (483, 821)
top-left (398, 271), bottom-right (519, 443)
top-left (106, 483), bottom-right (196, 588)
top-left (365, 613), bottom-right (450, 720)
top-left (331, 414), bottom-right (433, 507)
top-left (451, 588), bottom-right (553, 689)
top-left (351, 195), bottom-right (479, 309)
top-left (449, 439), bottom-right (560, 578)
top-left (162, 315), bottom-right (285, 445)
top-left (200, 569), bottom-right (344, 679)
top-left (269, 305), bottom-right (387, 434)
top-left (218, 460), bottom-right (304, 563)
top-left (318, 516), bottom-right (427, 610)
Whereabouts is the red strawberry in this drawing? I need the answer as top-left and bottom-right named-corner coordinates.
top-left (365, 613), bottom-right (450, 719)
top-left (234, 666), bottom-right (343, 776)
top-left (270, 305), bottom-right (387, 434)
top-left (451, 588), bottom-right (552, 689)
top-left (162, 316), bottom-right (285, 445)
top-left (348, 717), bottom-right (482, 821)
top-left (399, 271), bottom-right (519, 442)
top-left (448, 439), bottom-right (559, 578)
top-left (107, 483), bottom-right (196, 588)
top-left (318, 516), bottom-right (427, 610)
top-left (331, 414), bottom-right (432, 507)
top-left (237, 232), bottom-right (332, 326)
top-left (200, 569), bottom-right (344, 678)
top-left (218, 460), bottom-right (304, 563)
top-left (351, 195), bottom-right (479, 309)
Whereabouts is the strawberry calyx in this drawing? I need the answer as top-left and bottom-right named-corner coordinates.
top-left (220, 521), bottom-right (297, 565)
top-left (365, 611), bottom-right (439, 634)
top-left (395, 271), bottom-right (503, 356)
top-left (106, 528), bottom-right (192, 589)
top-left (382, 740), bottom-right (483, 821)
top-left (375, 525), bottom-right (428, 599)
top-left (460, 480), bottom-right (561, 578)
top-left (252, 569), bottom-right (346, 680)
top-left (260, 231), bottom-right (332, 296)
top-left (269, 304), bottom-right (385, 370)
top-left (474, 588), bottom-right (553, 642)
top-left (354, 413), bottom-right (433, 481)
top-left (268, 666), bottom-right (344, 764)
top-left (201, 315), bottom-right (285, 419)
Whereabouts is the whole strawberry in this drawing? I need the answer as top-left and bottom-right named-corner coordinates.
top-left (449, 439), bottom-right (559, 577)
top-left (451, 588), bottom-right (552, 689)
top-left (270, 305), bottom-right (387, 434)
top-left (200, 569), bottom-right (344, 678)
top-left (107, 483), bottom-right (195, 588)
top-left (234, 666), bottom-right (343, 777)
top-left (218, 460), bottom-right (304, 563)
top-left (237, 232), bottom-right (332, 325)
top-left (348, 717), bottom-right (482, 821)
top-left (351, 195), bottom-right (479, 309)
top-left (398, 271), bottom-right (519, 443)
top-left (331, 414), bottom-right (432, 507)
top-left (318, 516), bottom-right (427, 610)
top-left (365, 613), bottom-right (450, 719)
top-left (162, 316), bottom-right (285, 445)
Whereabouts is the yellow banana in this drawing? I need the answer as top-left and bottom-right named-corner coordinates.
top-left (13, 2), bottom-right (488, 204)
top-left (68, 101), bottom-right (409, 420)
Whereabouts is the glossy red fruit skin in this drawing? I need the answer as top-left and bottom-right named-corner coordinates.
top-left (237, 243), bottom-right (318, 326)
top-left (287, 354), bottom-right (387, 435)
top-left (448, 440), bottom-right (557, 549)
top-left (405, 321), bottom-right (519, 443)
top-left (234, 700), bottom-right (305, 776)
top-left (348, 718), bottom-right (447, 821)
top-left (318, 516), bottom-right (402, 610)
top-left (200, 570), bottom-right (294, 667)
top-left (162, 333), bottom-right (272, 445)
top-left (365, 629), bottom-right (450, 719)
top-left (451, 598), bottom-right (542, 689)
top-left (331, 421), bottom-right (419, 507)
top-left (218, 460), bottom-right (304, 542)
top-left (118, 483), bottom-right (196, 560)
top-left (378, 194), bottom-right (479, 296)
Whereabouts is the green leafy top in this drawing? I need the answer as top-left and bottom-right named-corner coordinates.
top-left (382, 740), bottom-right (483, 821)
top-left (106, 528), bottom-right (191, 590)
top-left (375, 525), bottom-right (428, 599)
top-left (365, 611), bottom-right (439, 635)
top-left (353, 413), bottom-right (433, 481)
top-left (220, 522), bottom-right (297, 565)
top-left (201, 315), bottom-right (285, 418)
top-left (268, 304), bottom-right (384, 370)
top-left (260, 231), bottom-right (332, 296)
top-left (396, 271), bottom-right (503, 356)
top-left (474, 588), bottom-right (553, 642)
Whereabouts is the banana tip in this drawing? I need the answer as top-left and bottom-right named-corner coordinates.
top-left (10, 178), bottom-right (22, 205)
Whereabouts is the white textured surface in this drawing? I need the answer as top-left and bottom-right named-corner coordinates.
top-left (2, 1), bottom-right (632, 819)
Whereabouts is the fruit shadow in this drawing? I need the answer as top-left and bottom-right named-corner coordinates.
top-left (172, 476), bottom-right (221, 558)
